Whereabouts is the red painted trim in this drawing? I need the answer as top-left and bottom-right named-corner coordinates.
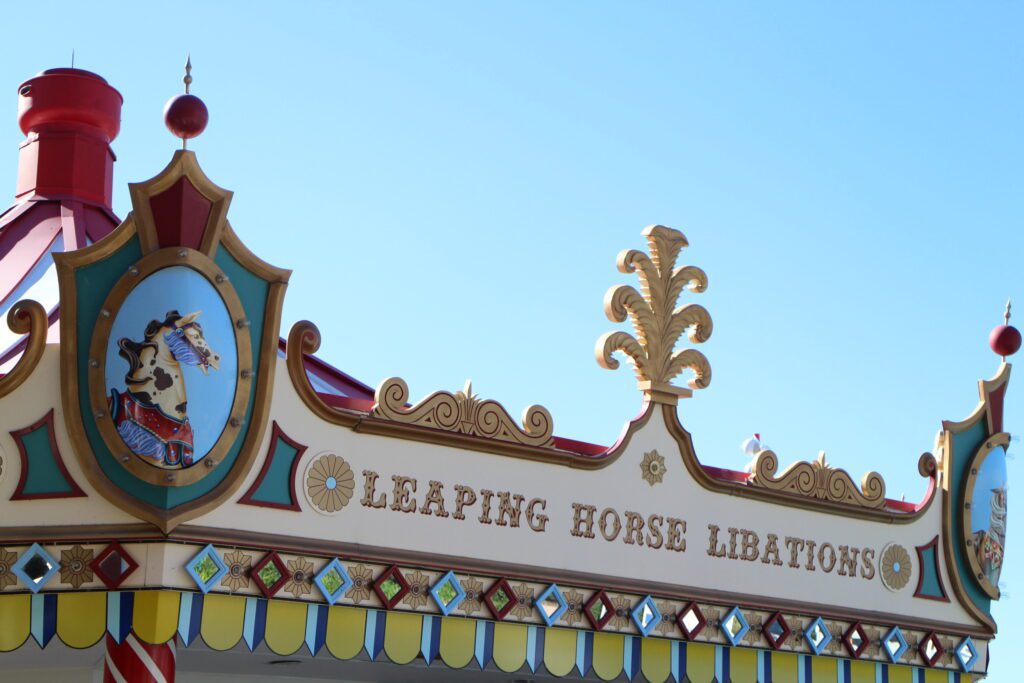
top-left (988, 383), bottom-right (1006, 433)
top-left (318, 393), bottom-right (375, 412)
top-left (914, 535), bottom-right (950, 602)
top-left (278, 336), bottom-right (375, 400)
top-left (237, 421), bottom-right (306, 511)
top-left (10, 409), bottom-right (86, 500)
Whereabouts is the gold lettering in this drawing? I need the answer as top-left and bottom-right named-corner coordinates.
top-left (727, 527), bottom-right (740, 559)
top-left (646, 514), bottom-right (664, 549)
top-left (784, 536), bottom-right (805, 568)
top-left (837, 545), bottom-right (859, 577)
top-left (496, 492), bottom-right (526, 527)
top-left (478, 489), bottom-right (495, 524)
top-left (599, 508), bottom-right (622, 541)
top-left (762, 534), bottom-right (783, 566)
top-left (571, 503), bottom-right (597, 539)
top-left (860, 548), bottom-right (876, 580)
top-left (818, 543), bottom-right (837, 572)
top-left (665, 518), bottom-right (686, 552)
top-left (452, 485), bottom-right (477, 520)
top-left (418, 480), bottom-right (449, 518)
top-left (525, 498), bottom-right (548, 532)
top-left (707, 525), bottom-right (727, 557)
top-left (361, 470), bottom-right (387, 508)
top-left (623, 511), bottom-right (645, 546)
top-left (389, 475), bottom-right (417, 513)
top-left (804, 540), bottom-right (817, 571)
top-left (740, 530), bottom-right (760, 562)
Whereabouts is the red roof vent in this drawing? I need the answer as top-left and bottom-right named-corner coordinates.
top-left (15, 68), bottom-right (123, 208)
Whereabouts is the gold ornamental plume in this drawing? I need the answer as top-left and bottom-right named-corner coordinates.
top-left (596, 225), bottom-right (712, 405)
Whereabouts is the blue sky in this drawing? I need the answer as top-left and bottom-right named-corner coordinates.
top-left (1, 1), bottom-right (1021, 677)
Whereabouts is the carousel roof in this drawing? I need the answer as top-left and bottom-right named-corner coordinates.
top-left (0, 68), bottom-right (374, 404)
top-left (0, 68), bottom-right (936, 513)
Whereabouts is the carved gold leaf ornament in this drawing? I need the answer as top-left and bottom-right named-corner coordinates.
top-left (748, 450), bottom-right (887, 510)
top-left (372, 378), bottom-right (555, 448)
top-left (597, 225), bottom-right (712, 405)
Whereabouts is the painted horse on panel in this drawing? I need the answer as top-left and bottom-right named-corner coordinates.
top-left (108, 310), bottom-right (220, 469)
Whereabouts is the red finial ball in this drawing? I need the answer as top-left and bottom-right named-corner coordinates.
top-left (990, 324), bottom-right (1021, 358)
top-left (163, 94), bottom-right (208, 140)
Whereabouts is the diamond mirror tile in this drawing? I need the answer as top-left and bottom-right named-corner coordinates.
top-left (314, 558), bottom-right (353, 605)
top-left (882, 626), bottom-right (908, 662)
top-left (10, 543), bottom-right (59, 593)
top-left (430, 570), bottom-right (466, 616)
top-left (955, 637), bottom-right (978, 672)
top-left (719, 606), bottom-right (749, 646)
top-left (535, 584), bottom-right (567, 627)
top-left (804, 617), bottom-right (832, 656)
top-left (185, 544), bottom-right (228, 594)
top-left (630, 595), bottom-right (662, 637)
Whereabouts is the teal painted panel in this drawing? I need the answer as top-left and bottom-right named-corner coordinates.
top-left (18, 423), bottom-right (73, 496)
top-left (948, 419), bottom-right (993, 615)
top-left (916, 545), bottom-right (945, 599)
top-left (248, 437), bottom-right (300, 507)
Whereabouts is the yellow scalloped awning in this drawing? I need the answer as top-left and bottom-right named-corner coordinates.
top-left (0, 591), bottom-right (972, 683)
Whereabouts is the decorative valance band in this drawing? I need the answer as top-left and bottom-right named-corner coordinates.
top-left (0, 591), bottom-right (972, 682)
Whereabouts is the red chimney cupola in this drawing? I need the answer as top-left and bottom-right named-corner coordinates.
top-left (15, 68), bottom-right (123, 208)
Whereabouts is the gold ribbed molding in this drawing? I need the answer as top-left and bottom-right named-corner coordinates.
top-left (372, 378), bottom-right (555, 448)
top-left (596, 225), bottom-right (712, 405)
top-left (748, 450), bottom-right (887, 510)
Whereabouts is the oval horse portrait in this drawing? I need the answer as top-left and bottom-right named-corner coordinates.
top-left (90, 255), bottom-right (250, 487)
top-left (962, 433), bottom-right (1009, 599)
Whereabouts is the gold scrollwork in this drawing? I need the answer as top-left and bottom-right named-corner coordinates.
top-left (0, 299), bottom-right (48, 400)
top-left (596, 225), bottom-right (712, 405)
top-left (748, 450), bottom-right (887, 510)
top-left (372, 378), bottom-right (554, 448)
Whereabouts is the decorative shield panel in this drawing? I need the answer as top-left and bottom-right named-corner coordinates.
top-left (962, 433), bottom-right (1009, 599)
top-left (55, 150), bottom-right (289, 531)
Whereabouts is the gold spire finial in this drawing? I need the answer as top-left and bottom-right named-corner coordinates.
top-left (184, 54), bottom-right (193, 95)
top-left (1005, 299), bottom-right (1012, 325)
top-left (596, 225), bottom-right (713, 406)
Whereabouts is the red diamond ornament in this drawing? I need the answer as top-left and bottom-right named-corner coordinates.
top-left (584, 590), bottom-right (615, 631)
top-left (843, 621), bottom-right (869, 659)
top-left (677, 601), bottom-right (706, 641)
top-left (89, 542), bottom-right (139, 589)
top-left (373, 565), bottom-right (409, 609)
top-left (251, 551), bottom-right (289, 598)
top-left (763, 612), bottom-right (791, 650)
top-left (919, 631), bottom-right (945, 667)
top-left (483, 578), bottom-right (517, 621)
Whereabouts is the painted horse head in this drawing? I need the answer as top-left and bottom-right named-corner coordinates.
top-left (112, 310), bottom-right (221, 468)
top-left (116, 310), bottom-right (221, 420)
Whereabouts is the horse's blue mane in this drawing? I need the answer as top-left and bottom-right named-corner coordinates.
top-left (164, 326), bottom-right (205, 367)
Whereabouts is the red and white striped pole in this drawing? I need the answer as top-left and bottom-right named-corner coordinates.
top-left (103, 633), bottom-right (176, 683)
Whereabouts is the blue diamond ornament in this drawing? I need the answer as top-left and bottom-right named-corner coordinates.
top-left (535, 584), bottom-right (568, 626)
top-left (186, 544), bottom-right (228, 594)
top-left (630, 595), bottom-right (662, 637)
top-left (11, 543), bottom-right (60, 593)
top-left (314, 558), bottom-right (353, 605)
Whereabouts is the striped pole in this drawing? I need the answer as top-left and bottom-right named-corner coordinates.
top-left (103, 633), bottom-right (176, 683)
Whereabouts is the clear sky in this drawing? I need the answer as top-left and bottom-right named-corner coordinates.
top-left (1, 1), bottom-right (1021, 677)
